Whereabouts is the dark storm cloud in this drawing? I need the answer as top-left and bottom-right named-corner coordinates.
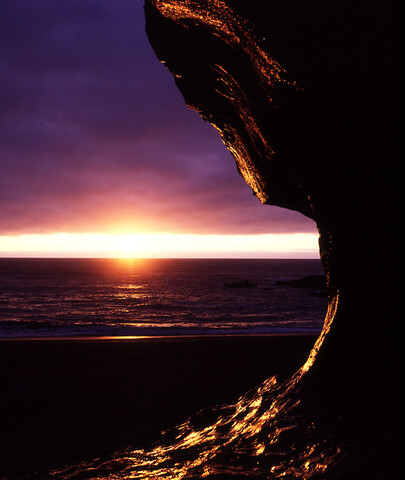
top-left (0, 0), bottom-right (315, 235)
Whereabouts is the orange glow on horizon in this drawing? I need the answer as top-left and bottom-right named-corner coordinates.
top-left (0, 232), bottom-right (320, 258)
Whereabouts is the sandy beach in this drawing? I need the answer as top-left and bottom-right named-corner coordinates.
top-left (0, 335), bottom-right (316, 478)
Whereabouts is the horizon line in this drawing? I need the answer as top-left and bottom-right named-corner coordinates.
top-left (0, 255), bottom-right (320, 260)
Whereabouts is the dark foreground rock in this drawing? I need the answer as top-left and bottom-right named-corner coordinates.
top-left (144, 1), bottom-right (399, 477)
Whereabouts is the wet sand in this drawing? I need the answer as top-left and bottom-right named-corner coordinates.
top-left (0, 335), bottom-right (316, 478)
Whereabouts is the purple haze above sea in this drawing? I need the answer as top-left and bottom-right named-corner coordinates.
top-left (0, 0), bottom-right (316, 236)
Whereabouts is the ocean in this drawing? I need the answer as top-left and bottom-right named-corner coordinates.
top-left (0, 258), bottom-right (327, 338)
top-left (1, 258), bottom-right (337, 479)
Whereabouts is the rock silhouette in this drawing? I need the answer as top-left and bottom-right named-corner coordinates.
top-left (224, 279), bottom-right (257, 288)
top-left (275, 275), bottom-right (326, 289)
top-left (144, 1), bottom-right (399, 477)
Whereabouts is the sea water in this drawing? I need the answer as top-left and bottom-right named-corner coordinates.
top-left (0, 258), bottom-right (326, 338)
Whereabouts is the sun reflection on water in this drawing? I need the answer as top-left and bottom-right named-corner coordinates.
top-left (50, 296), bottom-right (340, 479)
top-left (45, 0), bottom-right (344, 475)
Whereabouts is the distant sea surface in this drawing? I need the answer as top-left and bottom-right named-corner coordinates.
top-left (0, 258), bottom-right (327, 338)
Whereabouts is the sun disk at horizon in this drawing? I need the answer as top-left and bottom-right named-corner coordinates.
top-left (0, 232), bottom-right (320, 258)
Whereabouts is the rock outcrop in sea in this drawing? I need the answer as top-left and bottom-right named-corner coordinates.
top-left (224, 279), bottom-right (257, 288)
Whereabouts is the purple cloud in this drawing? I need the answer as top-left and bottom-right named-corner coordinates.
top-left (0, 0), bottom-right (316, 235)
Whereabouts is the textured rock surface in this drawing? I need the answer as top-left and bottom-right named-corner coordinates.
top-left (144, 1), bottom-right (399, 477)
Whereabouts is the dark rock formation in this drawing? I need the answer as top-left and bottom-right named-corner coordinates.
top-left (276, 274), bottom-right (328, 297)
top-left (224, 279), bottom-right (257, 288)
top-left (275, 275), bottom-right (326, 289)
top-left (144, 1), bottom-right (399, 477)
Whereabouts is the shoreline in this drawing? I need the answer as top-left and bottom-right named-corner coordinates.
top-left (0, 334), bottom-right (316, 477)
top-left (0, 332), bottom-right (319, 341)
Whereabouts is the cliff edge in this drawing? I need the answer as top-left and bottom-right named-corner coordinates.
top-left (144, 1), bottom-right (399, 477)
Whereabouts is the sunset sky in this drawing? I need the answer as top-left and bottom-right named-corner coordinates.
top-left (0, 0), bottom-right (319, 258)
